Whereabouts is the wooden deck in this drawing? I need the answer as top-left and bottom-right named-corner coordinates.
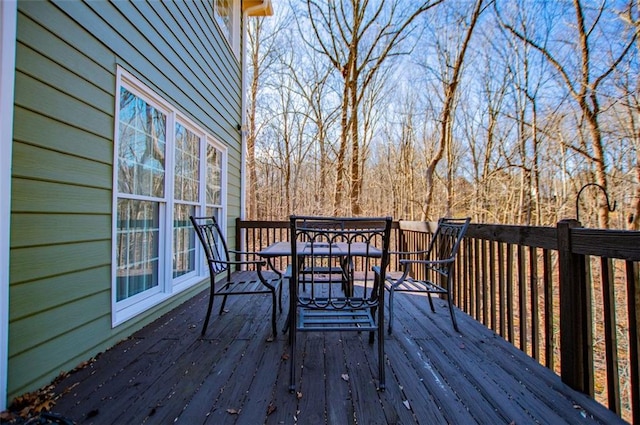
top-left (47, 283), bottom-right (626, 424)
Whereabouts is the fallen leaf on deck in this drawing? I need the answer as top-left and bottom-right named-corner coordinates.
top-left (266, 336), bottom-right (274, 342)
top-left (296, 391), bottom-right (303, 399)
top-left (37, 399), bottom-right (56, 413)
top-left (267, 403), bottom-right (277, 415)
top-left (403, 400), bottom-right (411, 410)
top-left (226, 408), bottom-right (239, 415)
top-left (281, 353), bottom-right (290, 360)
top-left (341, 374), bottom-right (349, 381)
top-left (0, 411), bottom-right (14, 421)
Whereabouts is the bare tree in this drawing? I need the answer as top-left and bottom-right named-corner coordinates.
top-left (498, 0), bottom-right (637, 228)
top-left (247, 14), bottom-right (290, 219)
top-left (420, 0), bottom-right (486, 220)
top-left (301, 0), bottom-right (443, 215)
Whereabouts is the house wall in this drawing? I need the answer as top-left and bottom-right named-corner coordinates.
top-left (9, 0), bottom-right (243, 401)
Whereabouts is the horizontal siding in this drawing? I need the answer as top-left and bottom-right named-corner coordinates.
top-left (12, 179), bottom-right (111, 214)
top-left (58, 0), bottom-right (242, 143)
top-left (19, 2), bottom-right (115, 76)
top-left (9, 291), bottom-right (110, 358)
top-left (11, 213), bottom-right (111, 248)
top-left (10, 266), bottom-right (111, 321)
top-left (14, 72), bottom-right (113, 137)
top-left (10, 0), bottom-right (242, 401)
top-left (10, 240), bottom-right (111, 284)
top-left (16, 43), bottom-right (112, 114)
top-left (12, 143), bottom-right (112, 188)
top-left (13, 107), bottom-right (112, 164)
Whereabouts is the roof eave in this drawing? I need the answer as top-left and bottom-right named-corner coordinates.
top-left (242, 0), bottom-right (273, 17)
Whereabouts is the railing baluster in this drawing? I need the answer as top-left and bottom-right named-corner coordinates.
top-left (481, 239), bottom-right (488, 326)
top-left (489, 240), bottom-right (496, 331)
top-left (530, 247), bottom-right (539, 361)
top-left (506, 243), bottom-right (514, 343)
top-left (626, 260), bottom-right (640, 424)
top-left (543, 249), bottom-right (554, 370)
top-left (473, 238), bottom-right (480, 320)
top-left (601, 257), bottom-right (621, 414)
top-left (518, 244), bottom-right (527, 354)
top-left (498, 242), bottom-right (506, 337)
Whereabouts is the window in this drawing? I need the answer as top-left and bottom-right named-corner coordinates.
top-left (113, 68), bottom-right (226, 325)
top-left (213, 0), bottom-right (240, 55)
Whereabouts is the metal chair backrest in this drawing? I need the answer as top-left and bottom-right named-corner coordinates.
top-left (424, 217), bottom-right (470, 274)
top-left (289, 216), bottom-right (392, 309)
top-left (190, 216), bottom-right (230, 275)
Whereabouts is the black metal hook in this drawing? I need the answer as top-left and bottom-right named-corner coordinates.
top-left (575, 183), bottom-right (616, 223)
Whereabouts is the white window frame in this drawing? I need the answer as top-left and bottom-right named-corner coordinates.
top-left (112, 67), bottom-right (228, 326)
top-left (213, 0), bottom-right (241, 56)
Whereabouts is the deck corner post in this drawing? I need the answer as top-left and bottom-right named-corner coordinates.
top-left (557, 219), bottom-right (593, 395)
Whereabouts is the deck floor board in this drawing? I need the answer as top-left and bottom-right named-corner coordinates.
top-left (45, 282), bottom-right (625, 425)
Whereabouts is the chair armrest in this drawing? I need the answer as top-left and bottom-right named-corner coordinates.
top-left (399, 258), bottom-right (454, 267)
top-left (389, 249), bottom-right (430, 256)
top-left (211, 258), bottom-right (267, 268)
top-left (398, 258), bottom-right (454, 277)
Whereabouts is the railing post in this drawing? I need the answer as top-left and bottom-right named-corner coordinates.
top-left (557, 219), bottom-right (593, 395)
top-left (235, 217), bottom-right (242, 272)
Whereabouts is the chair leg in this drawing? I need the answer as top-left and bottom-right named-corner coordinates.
top-left (218, 294), bottom-right (228, 315)
top-left (377, 291), bottom-right (386, 391)
top-left (427, 292), bottom-right (436, 312)
top-left (369, 305), bottom-right (376, 344)
top-left (201, 290), bottom-right (215, 336)
top-left (288, 313), bottom-right (297, 393)
top-left (387, 288), bottom-right (395, 335)
top-left (278, 281), bottom-right (283, 313)
top-left (447, 294), bottom-right (459, 332)
top-left (378, 320), bottom-right (385, 391)
top-left (270, 290), bottom-right (278, 338)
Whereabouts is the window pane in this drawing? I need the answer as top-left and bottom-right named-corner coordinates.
top-left (118, 87), bottom-right (166, 198)
top-left (116, 200), bottom-right (160, 301)
top-left (173, 204), bottom-right (196, 278)
top-left (174, 123), bottom-right (200, 202)
top-left (206, 206), bottom-right (222, 222)
top-left (206, 143), bottom-right (222, 205)
top-left (214, 0), bottom-right (232, 42)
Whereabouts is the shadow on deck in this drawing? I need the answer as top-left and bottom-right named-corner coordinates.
top-left (47, 285), bottom-right (625, 425)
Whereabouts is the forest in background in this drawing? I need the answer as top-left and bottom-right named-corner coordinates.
top-left (244, 0), bottom-right (639, 229)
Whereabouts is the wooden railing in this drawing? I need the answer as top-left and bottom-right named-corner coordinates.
top-left (236, 218), bottom-right (640, 424)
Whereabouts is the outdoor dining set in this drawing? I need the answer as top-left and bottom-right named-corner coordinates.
top-left (189, 215), bottom-right (470, 393)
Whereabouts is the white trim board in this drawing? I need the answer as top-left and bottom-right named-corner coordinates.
top-left (0, 0), bottom-right (17, 410)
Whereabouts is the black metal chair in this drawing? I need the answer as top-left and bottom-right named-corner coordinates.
top-left (190, 215), bottom-right (283, 339)
top-left (288, 216), bottom-right (392, 392)
top-left (377, 217), bottom-right (470, 334)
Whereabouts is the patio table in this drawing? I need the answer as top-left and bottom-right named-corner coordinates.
top-left (258, 241), bottom-right (383, 331)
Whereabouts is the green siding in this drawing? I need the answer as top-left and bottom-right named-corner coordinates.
top-left (12, 143), bottom-right (112, 188)
top-left (11, 240), bottom-right (111, 284)
top-left (13, 107), bottom-right (113, 163)
top-left (9, 0), bottom-right (243, 400)
top-left (10, 266), bottom-right (111, 321)
top-left (11, 179), bottom-right (111, 214)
